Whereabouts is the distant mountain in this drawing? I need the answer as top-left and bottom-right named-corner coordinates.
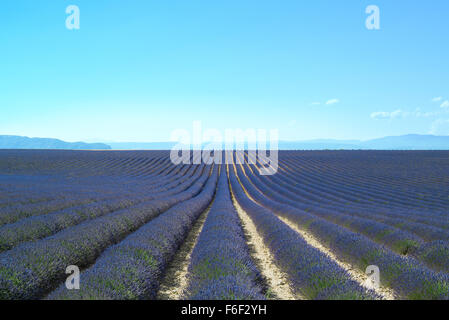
top-left (359, 134), bottom-right (449, 150)
top-left (280, 135), bottom-right (449, 150)
top-left (2, 134), bottom-right (449, 150)
top-left (107, 135), bottom-right (449, 150)
top-left (0, 135), bottom-right (111, 150)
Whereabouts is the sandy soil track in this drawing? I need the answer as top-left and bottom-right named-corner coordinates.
top-left (231, 193), bottom-right (298, 300)
top-left (156, 204), bottom-right (213, 300)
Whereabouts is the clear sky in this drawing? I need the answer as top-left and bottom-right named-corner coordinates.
top-left (1, 0), bottom-right (448, 142)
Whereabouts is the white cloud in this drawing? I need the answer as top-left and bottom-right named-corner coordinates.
top-left (370, 109), bottom-right (403, 119)
top-left (370, 111), bottom-right (390, 119)
top-left (325, 99), bottom-right (339, 105)
top-left (370, 107), bottom-right (449, 120)
top-left (414, 110), bottom-right (439, 118)
top-left (432, 97), bottom-right (443, 102)
top-left (390, 109), bottom-right (404, 118)
top-left (440, 100), bottom-right (449, 108)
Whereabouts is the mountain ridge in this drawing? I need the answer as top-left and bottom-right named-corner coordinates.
top-left (109, 134), bottom-right (449, 150)
top-left (2, 134), bottom-right (449, 150)
top-left (0, 135), bottom-right (111, 150)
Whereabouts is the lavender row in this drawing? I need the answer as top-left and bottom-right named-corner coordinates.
top-left (0, 198), bottom-right (95, 226)
top-left (266, 154), bottom-right (446, 215)
top-left (280, 157), bottom-right (446, 211)
top-left (276, 161), bottom-right (449, 229)
top-left (0, 162), bottom-right (195, 236)
top-left (0, 160), bottom-right (191, 223)
top-left (280, 151), bottom-right (449, 211)
top-left (182, 166), bottom-right (265, 300)
top-left (0, 160), bottom-right (180, 226)
top-left (0, 164), bottom-right (202, 252)
top-left (0, 165), bottom-right (209, 300)
top-left (412, 241), bottom-right (449, 274)
top-left (244, 163), bottom-right (449, 274)
top-left (248, 162), bottom-right (448, 249)
top-left (229, 165), bottom-right (378, 300)
top-left (0, 150), bottom-right (171, 178)
top-left (239, 165), bottom-right (449, 299)
top-left (48, 166), bottom-right (218, 300)
top-left (256, 159), bottom-right (449, 228)
top-left (281, 159), bottom-right (449, 217)
top-left (245, 164), bottom-right (423, 253)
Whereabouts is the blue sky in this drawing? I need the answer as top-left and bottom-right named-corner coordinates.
top-left (1, 0), bottom-right (448, 142)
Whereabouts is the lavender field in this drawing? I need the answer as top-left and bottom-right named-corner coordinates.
top-left (0, 150), bottom-right (448, 300)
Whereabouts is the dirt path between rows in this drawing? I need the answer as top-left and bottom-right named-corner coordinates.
top-left (238, 161), bottom-right (395, 300)
top-left (277, 216), bottom-right (396, 300)
top-left (156, 204), bottom-right (212, 300)
top-left (231, 194), bottom-right (299, 300)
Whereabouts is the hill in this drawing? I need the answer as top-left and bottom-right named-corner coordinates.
top-left (0, 135), bottom-right (111, 150)
top-left (2, 134), bottom-right (449, 150)
top-left (108, 135), bottom-right (449, 150)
